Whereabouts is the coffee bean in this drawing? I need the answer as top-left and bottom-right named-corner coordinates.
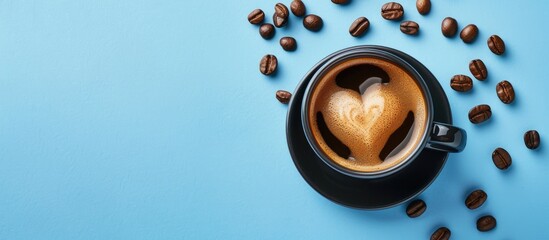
top-left (416, 0), bottom-right (431, 15)
top-left (290, 0), bottom-right (306, 17)
top-left (332, 0), bottom-right (349, 4)
top-left (406, 199), bottom-right (426, 218)
top-left (400, 21), bottom-right (419, 35)
top-left (465, 189), bottom-right (487, 210)
top-left (274, 3), bottom-right (289, 18)
top-left (450, 74), bottom-right (473, 92)
top-left (259, 23), bottom-right (276, 39)
top-left (468, 104), bottom-right (491, 124)
top-left (460, 24), bottom-right (478, 43)
top-left (492, 147), bottom-right (512, 170)
top-left (477, 215), bottom-right (497, 232)
top-left (273, 13), bottom-right (288, 28)
top-left (524, 130), bottom-right (540, 150)
top-left (248, 9), bottom-right (265, 25)
top-left (496, 80), bottom-right (515, 104)
top-left (273, 3), bottom-right (289, 28)
top-left (469, 59), bottom-right (488, 80)
top-left (381, 2), bottom-right (404, 20)
top-left (430, 227), bottom-right (451, 240)
top-left (280, 37), bottom-right (297, 51)
top-left (259, 54), bottom-right (278, 75)
top-left (276, 90), bottom-right (292, 104)
top-left (303, 14), bottom-right (323, 31)
top-left (488, 35), bottom-right (505, 55)
top-left (441, 17), bottom-right (458, 37)
top-left (349, 17), bottom-right (370, 37)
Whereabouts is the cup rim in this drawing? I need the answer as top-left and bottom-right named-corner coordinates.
top-left (301, 46), bottom-right (435, 179)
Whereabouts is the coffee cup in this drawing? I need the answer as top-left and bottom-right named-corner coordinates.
top-left (301, 46), bottom-right (466, 179)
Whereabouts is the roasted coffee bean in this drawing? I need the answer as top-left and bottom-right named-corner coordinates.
top-left (477, 215), bottom-right (497, 232)
top-left (273, 3), bottom-right (289, 27)
top-left (381, 2), bottom-right (404, 20)
top-left (400, 21), bottom-right (419, 35)
top-left (416, 0), bottom-right (431, 15)
top-left (492, 147), bottom-right (512, 170)
top-left (460, 24), bottom-right (478, 43)
top-left (441, 17), bottom-right (458, 37)
top-left (259, 54), bottom-right (278, 75)
top-left (274, 3), bottom-right (289, 18)
top-left (468, 104), bottom-right (491, 124)
top-left (259, 23), bottom-right (276, 39)
top-left (465, 189), bottom-right (487, 210)
top-left (431, 227), bottom-right (451, 240)
top-left (280, 37), bottom-right (297, 51)
top-left (488, 35), bottom-right (505, 55)
top-left (406, 199), bottom-right (426, 218)
top-left (332, 0), bottom-right (349, 4)
top-left (450, 74), bottom-right (473, 92)
top-left (276, 90), bottom-right (292, 104)
top-left (349, 17), bottom-right (370, 37)
top-left (248, 9), bottom-right (265, 25)
top-left (303, 14), bottom-right (323, 31)
top-left (469, 59), bottom-right (488, 80)
top-left (524, 130), bottom-right (541, 150)
top-left (273, 13), bottom-right (288, 28)
top-left (496, 80), bottom-right (515, 104)
top-left (290, 0), bottom-right (306, 17)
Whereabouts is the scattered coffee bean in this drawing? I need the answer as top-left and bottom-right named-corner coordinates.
top-left (400, 21), bottom-right (419, 35)
top-left (460, 24), bottom-right (478, 43)
top-left (303, 14), bottom-right (323, 31)
top-left (276, 90), bottom-right (292, 104)
top-left (450, 74), bottom-right (473, 92)
top-left (349, 17), bottom-right (370, 37)
top-left (381, 2), bottom-right (404, 20)
top-left (273, 3), bottom-right (289, 27)
top-left (492, 147), bottom-right (512, 170)
top-left (280, 37), bottom-right (297, 51)
top-left (273, 13), bottom-right (288, 28)
top-left (260, 54), bottom-right (278, 75)
top-left (290, 0), bottom-right (306, 17)
top-left (332, 0), bottom-right (349, 4)
top-left (416, 0), bottom-right (431, 15)
top-left (406, 199), bottom-right (426, 218)
top-left (488, 35), bottom-right (505, 55)
top-left (468, 104), bottom-right (491, 124)
top-left (465, 189), bottom-right (487, 210)
top-left (469, 59), bottom-right (488, 80)
top-left (496, 80), bottom-right (515, 104)
top-left (274, 3), bottom-right (289, 18)
top-left (524, 130), bottom-right (541, 150)
top-left (477, 215), bottom-right (497, 232)
top-left (441, 17), bottom-right (458, 37)
top-left (248, 9), bottom-right (265, 25)
top-left (431, 227), bottom-right (451, 240)
top-left (259, 23), bottom-right (276, 39)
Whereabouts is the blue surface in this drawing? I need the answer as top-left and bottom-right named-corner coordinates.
top-left (0, 0), bottom-right (547, 239)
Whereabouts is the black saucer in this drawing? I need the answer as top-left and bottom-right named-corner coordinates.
top-left (286, 46), bottom-right (452, 209)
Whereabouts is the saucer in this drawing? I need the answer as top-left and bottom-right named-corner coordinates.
top-left (286, 46), bottom-right (452, 209)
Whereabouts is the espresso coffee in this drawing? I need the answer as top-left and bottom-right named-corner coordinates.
top-left (308, 57), bottom-right (428, 172)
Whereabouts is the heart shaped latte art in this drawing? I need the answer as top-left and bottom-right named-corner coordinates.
top-left (320, 82), bottom-right (411, 165)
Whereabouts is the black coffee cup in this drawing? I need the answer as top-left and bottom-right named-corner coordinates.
top-left (301, 46), bottom-right (466, 179)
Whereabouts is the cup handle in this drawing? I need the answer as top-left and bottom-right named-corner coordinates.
top-left (425, 122), bottom-right (467, 153)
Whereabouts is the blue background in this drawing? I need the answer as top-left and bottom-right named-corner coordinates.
top-left (0, 0), bottom-right (546, 239)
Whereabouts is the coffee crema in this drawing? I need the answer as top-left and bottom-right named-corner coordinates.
top-left (308, 57), bottom-right (428, 172)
